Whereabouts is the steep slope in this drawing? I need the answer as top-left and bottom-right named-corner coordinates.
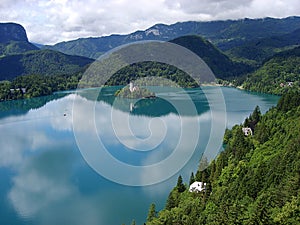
top-left (170, 35), bottom-right (252, 78)
top-left (0, 23), bottom-right (38, 56)
top-left (146, 91), bottom-right (300, 225)
top-left (0, 40), bottom-right (39, 56)
top-left (227, 28), bottom-right (300, 65)
top-left (44, 16), bottom-right (300, 59)
top-left (242, 46), bottom-right (300, 94)
top-left (0, 23), bottom-right (28, 43)
top-left (0, 49), bottom-right (94, 80)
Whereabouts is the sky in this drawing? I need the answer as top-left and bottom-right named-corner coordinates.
top-left (1, 0), bottom-right (300, 45)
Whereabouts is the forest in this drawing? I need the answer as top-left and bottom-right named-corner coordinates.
top-left (143, 90), bottom-right (300, 225)
top-left (242, 46), bottom-right (300, 94)
top-left (0, 73), bottom-right (82, 101)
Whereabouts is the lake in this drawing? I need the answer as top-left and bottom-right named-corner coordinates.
top-left (0, 86), bottom-right (279, 225)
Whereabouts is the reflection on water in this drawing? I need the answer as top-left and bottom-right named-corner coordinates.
top-left (0, 87), bottom-right (279, 225)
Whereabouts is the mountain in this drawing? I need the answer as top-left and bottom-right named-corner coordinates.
top-left (0, 23), bottom-right (28, 43)
top-left (44, 16), bottom-right (300, 59)
top-left (146, 91), bottom-right (300, 225)
top-left (0, 40), bottom-right (39, 56)
top-left (169, 35), bottom-right (252, 78)
top-left (0, 49), bottom-right (94, 80)
top-left (0, 23), bottom-right (39, 56)
top-left (242, 46), bottom-right (300, 94)
top-left (226, 28), bottom-right (300, 65)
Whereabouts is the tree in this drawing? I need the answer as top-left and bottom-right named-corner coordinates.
top-left (166, 192), bottom-right (176, 210)
top-left (130, 219), bottom-right (136, 225)
top-left (176, 175), bottom-right (186, 193)
top-left (189, 172), bottom-right (195, 185)
top-left (147, 203), bottom-right (157, 222)
top-left (274, 195), bottom-right (300, 225)
top-left (255, 121), bottom-right (270, 143)
top-left (249, 105), bottom-right (262, 131)
top-left (195, 170), bottom-right (202, 182)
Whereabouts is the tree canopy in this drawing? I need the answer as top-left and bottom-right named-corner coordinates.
top-left (146, 91), bottom-right (300, 224)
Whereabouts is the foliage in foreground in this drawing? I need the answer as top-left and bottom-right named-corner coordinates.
top-left (145, 91), bottom-right (300, 225)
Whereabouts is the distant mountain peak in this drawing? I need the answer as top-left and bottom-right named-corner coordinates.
top-left (0, 23), bottom-right (39, 56)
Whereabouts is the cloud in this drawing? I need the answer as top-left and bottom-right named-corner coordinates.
top-left (8, 149), bottom-right (104, 225)
top-left (0, 0), bottom-right (299, 44)
top-left (165, 0), bottom-right (251, 15)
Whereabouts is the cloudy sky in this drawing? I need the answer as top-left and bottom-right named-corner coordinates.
top-left (1, 0), bottom-right (300, 45)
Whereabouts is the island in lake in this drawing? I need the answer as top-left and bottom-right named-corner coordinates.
top-left (115, 81), bottom-right (156, 99)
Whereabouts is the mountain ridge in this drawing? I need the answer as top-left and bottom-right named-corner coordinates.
top-left (44, 16), bottom-right (300, 59)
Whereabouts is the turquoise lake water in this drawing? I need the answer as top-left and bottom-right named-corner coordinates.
top-left (0, 86), bottom-right (279, 225)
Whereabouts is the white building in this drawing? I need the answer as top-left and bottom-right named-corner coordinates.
top-left (242, 127), bottom-right (253, 136)
top-left (129, 81), bottom-right (139, 93)
top-left (189, 181), bottom-right (206, 193)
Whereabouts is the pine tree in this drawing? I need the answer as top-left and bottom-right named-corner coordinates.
top-left (189, 172), bottom-right (195, 185)
top-left (195, 170), bottom-right (202, 181)
top-left (166, 192), bottom-right (176, 210)
top-left (147, 203), bottom-right (156, 222)
top-left (249, 105), bottom-right (262, 131)
top-left (176, 175), bottom-right (186, 193)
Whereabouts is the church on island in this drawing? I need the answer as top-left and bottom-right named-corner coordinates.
top-left (129, 81), bottom-right (139, 93)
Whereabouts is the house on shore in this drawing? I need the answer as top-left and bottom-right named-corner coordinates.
top-left (242, 127), bottom-right (253, 136)
top-left (189, 181), bottom-right (206, 193)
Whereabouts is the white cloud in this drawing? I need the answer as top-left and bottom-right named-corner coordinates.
top-left (8, 149), bottom-right (104, 225)
top-left (0, 0), bottom-right (299, 44)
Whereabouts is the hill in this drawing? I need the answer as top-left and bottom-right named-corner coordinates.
top-left (242, 46), bottom-right (300, 94)
top-left (98, 35), bottom-right (253, 88)
top-left (0, 49), bottom-right (94, 81)
top-left (0, 40), bottom-right (39, 56)
top-left (226, 28), bottom-right (300, 65)
top-left (44, 16), bottom-right (300, 59)
top-left (170, 35), bottom-right (252, 78)
top-left (145, 91), bottom-right (300, 225)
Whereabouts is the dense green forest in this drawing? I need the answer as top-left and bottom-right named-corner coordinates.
top-left (170, 35), bottom-right (253, 79)
top-left (242, 46), bottom-right (300, 94)
top-left (0, 73), bottom-right (82, 100)
top-left (0, 40), bottom-right (38, 56)
top-left (143, 91), bottom-right (300, 225)
top-left (0, 49), bottom-right (93, 80)
top-left (105, 61), bottom-right (199, 88)
top-left (226, 28), bottom-right (300, 66)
